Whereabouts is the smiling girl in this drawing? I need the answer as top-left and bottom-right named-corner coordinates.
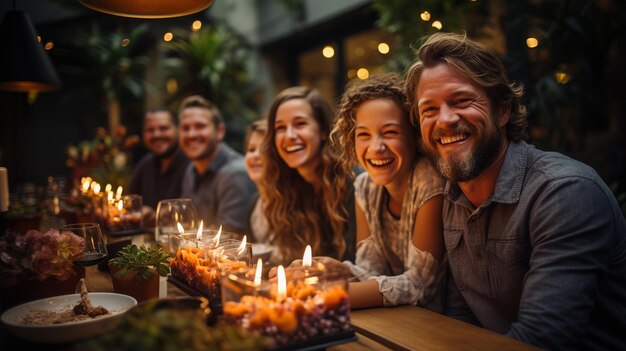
top-left (261, 86), bottom-right (356, 265)
top-left (330, 74), bottom-right (446, 309)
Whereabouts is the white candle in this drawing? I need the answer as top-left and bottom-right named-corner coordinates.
top-left (0, 167), bottom-right (9, 211)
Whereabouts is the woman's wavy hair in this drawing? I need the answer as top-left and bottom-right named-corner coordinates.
top-left (405, 32), bottom-right (528, 141)
top-left (331, 73), bottom-right (418, 175)
top-left (260, 86), bottom-right (351, 263)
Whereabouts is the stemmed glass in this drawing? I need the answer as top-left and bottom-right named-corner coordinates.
top-left (61, 223), bottom-right (108, 267)
top-left (155, 198), bottom-right (199, 252)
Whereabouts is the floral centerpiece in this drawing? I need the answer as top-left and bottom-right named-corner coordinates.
top-left (0, 228), bottom-right (88, 310)
top-left (66, 125), bottom-right (140, 188)
top-left (0, 229), bottom-right (86, 282)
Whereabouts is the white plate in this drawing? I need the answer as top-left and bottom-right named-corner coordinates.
top-left (251, 243), bottom-right (273, 261)
top-left (1, 293), bottom-right (137, 344)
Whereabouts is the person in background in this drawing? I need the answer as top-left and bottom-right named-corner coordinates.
top-left (243, 120), bottom-right (271, 243)
top-left (330, 74), bottom-right (446, 310)
top-left (178, 95), bottom-right (255, 236)
top-left (406, 32), bottom-right (626, 350)
top-left (127, 108), bottom-right (189, 225)
top-left (261, 86), bottom-right (356, 265)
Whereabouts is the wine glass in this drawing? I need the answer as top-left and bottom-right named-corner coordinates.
top-left (155, 198), bottom-right (199, 253)
top-left (61, 223), bottom-right (108, 267)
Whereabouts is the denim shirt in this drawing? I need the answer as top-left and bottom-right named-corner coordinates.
top-left (181, 143), bottom-right (256, 235)
top-left (443, 141), bottom-right (626, 350)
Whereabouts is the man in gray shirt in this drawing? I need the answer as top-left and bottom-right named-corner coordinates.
top-left (406, 32), bottom-right (626, 350)
top-left (178, 95), bottom-right (255, 236)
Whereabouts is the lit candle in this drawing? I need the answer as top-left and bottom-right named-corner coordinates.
top-left (105, 183), bottom-right (112, 193)
top-left (115, 186), bottom-right (123, 201)
top-left (277, 265), bottom-right (286, 302)
top-left (303, 245), bottom-right (312, 267)
top-left (236, 235), bottom-right (247, 256)
top-left (196, 220), bottom-right (204, 240)
top-left (213, 225), bottom-right (222, 247)
top-left (254, 258), bottom-right (262, 287)
top-left (92, 182), bottom-right (101, 195)
top-left (81, 177), bottom-right (91, 194)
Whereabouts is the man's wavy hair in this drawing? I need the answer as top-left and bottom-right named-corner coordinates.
top-left (260, 86), bottom-right (351, 263)
top-left (405, 32), bottom-right (528, 141)
top-left (178, 95), bottom-right (224, 127)
top-left (331, 73), bottom-right (418, 175)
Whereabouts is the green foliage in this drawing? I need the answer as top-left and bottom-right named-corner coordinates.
top-left (161, 23), bottom-right (261, 150)
top-left (76, 24), bottom-right (149, 102)
top-left (109, 244), bottom-right (171, 283)
top-left (77, 300), bottom-right (271, 351)
top-left (372, 0), bottom-right (491, 71)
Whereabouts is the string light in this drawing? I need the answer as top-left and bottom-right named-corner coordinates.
top-left (357, 68), bottom-right (369, 80)
top-left (378, 42), bottom-right (390, 54)
top-left (526, 37), bottom-right (539, 48)
top-left (44, 42), bottom-right (54, 50)
top-left (432, 21), bottom-right (443, 30)
top-left (322, 45), bottom-right (335, 58)
top-left (420, 11), bottom-right (431, 21)
top-left (192, 20), bottom-right (202, 31)
top-left (163, 32), bottom-right (174, 42)
top-left (121, 38), bottom-right (130, 47)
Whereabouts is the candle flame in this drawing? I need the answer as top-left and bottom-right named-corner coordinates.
top-left (93, 183), bottom-right (101, 195)
top-left (196, 221), bottom-right (204, 240)
top-left (177, 222), bottom-right (184, 235)
top-left (254, 258), bottom-right (262, 286)
top-left (277, 265), bottom-right (286, 302)
top-left (115, 186), bottom-right (123, 200)
top-left (105, 183), bottom-right (112, 193)
top-left (303, 245), bottom-right (312, 267)
top-left (237, 235), bottom-right (247, 255)
top-left (107, 191), bottom-right (113, 202)
top-left (117, 199), bottom-right (123, 211)
top-left (81, 179), bottom-right (91, 192)
top-left (213, 225), bottom-right (222, 247)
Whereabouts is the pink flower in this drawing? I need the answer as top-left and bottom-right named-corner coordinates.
top-left (0, 228), bottom-right (87, 281)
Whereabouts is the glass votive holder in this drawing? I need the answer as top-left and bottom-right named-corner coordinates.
top-left (169, 234), bottom-right (250, 307)
top-left (104, 194), bottom-right (143, 235)
top-left (221, 260), bottom-right (351, 348)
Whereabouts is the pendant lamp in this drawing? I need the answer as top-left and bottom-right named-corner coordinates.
top-left (79, 0), bottom-right (214, 19)
top-left (0, 10), bottom-right (61, 92)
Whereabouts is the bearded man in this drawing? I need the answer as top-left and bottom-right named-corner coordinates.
top-left (406, 32), bottom-right (626, 350)
top-left (127, 108), bottom-right (190, 222)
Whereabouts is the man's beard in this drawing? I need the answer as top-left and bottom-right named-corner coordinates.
top-left (423, 120), bottom-right (504, 183)
top-left (190, 140), bottom-right (218, 162)
top-left (154, 140), bottom-right (178, 159)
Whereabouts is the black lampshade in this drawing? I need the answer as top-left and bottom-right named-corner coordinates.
top-left (0, 10), bottom-right (61, 92)
top-left (79, 0), bottom-right (213, 19)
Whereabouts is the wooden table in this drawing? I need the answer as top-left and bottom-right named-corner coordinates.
top-left (350, 306), bottom-right (540, 351)
top-left (83, 266), bottom-right (539, 351)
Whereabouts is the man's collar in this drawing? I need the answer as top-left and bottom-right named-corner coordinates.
top-left (444, 140), bottom-right (528, 206)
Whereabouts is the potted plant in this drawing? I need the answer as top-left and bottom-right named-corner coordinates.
top-left (108, 244), bottom-right (170, 302)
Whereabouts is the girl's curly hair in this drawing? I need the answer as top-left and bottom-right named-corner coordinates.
top-left (331, 73), bottom-right (418, 175)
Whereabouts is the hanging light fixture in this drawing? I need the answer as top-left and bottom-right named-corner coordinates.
top-left (79, 0), bottom-right (214, 19)
top-left (0, 5), bottom-right (61, 92)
